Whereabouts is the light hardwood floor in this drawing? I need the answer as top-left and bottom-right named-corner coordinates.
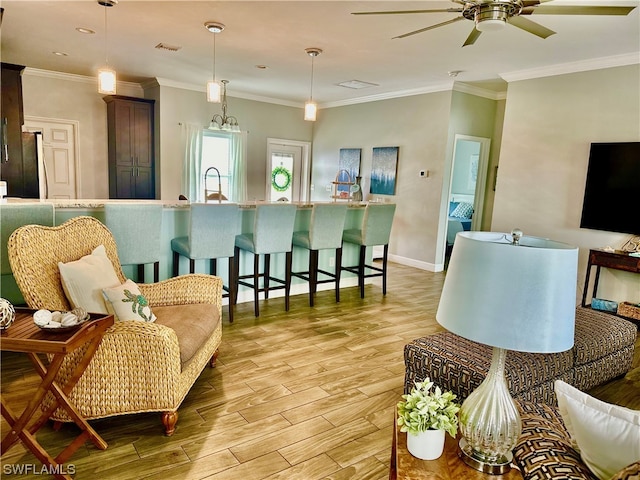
top-left (1, 263), bottom-right (638, 479)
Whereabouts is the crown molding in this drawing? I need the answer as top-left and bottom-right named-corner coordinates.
top-left (453, 82), bottom-right (506, 100)
top-left (23, 67), bottom-right (142, 91)
top-left (151, 77), bottom-right (301, 108)
top-left (322, 81), bottom-right (455, 109)
top-left (500, 52), bottom-right (640, 83)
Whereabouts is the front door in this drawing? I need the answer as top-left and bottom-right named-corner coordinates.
top-left (267, 143), bottom-right (303, 202)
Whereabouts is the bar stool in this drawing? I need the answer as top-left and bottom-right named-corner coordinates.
top-left (171, 203), bottom-right (240, 322)
top-left (292, 203), bottom-right (348, 306)
top-left (104, 204), bottom-right (163, 283)
top-left (342, 203), bottom-right (396, 299)
top-left (234, 204), bottom-right (297, 317)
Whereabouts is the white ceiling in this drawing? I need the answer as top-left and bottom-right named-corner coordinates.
top-left (1, 1), bottom-right (639, 106)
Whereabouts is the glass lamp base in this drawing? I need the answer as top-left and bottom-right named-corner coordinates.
top-left (458, 438), bottom-right (513, 475)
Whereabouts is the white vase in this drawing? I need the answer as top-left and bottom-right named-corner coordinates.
top-left (406, 428), bottom-right (446, 460)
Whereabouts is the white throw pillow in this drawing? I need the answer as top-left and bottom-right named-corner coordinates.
top-left (554, 380), bottom-right (640, 480)
top-left (58, 245), bottom-right (120, 314)
top-left (102, 279), bottom-right (156, 323)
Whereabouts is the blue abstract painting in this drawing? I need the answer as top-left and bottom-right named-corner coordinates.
top-left (371, 147), bottom-right (398, 195)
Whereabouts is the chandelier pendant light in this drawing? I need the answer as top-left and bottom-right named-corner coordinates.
top-left (209, 80), bottom-right (240, 132)
top-left (97, 0), bottom-right (118, 95)
top-left (205, 22), bottom-right (225, 103)
top-left (304, 48), bottom-right (322, 122)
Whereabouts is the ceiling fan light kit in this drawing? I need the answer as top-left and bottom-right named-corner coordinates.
top-left (353, 0), bottom-right (636, 46)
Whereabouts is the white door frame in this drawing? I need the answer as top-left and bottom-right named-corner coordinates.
top-left (266, 138), bottom-right (311, 202)
top-left (440, 134), bottom-right (491, 264)
top-left (24, 116), bottom-right (80, 199)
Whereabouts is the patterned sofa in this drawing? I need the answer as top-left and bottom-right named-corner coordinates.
top-left (404, 307), bottom-right (636, 405)
top-left (515, 401), bottom-right (640, 480)
top-left (404, 307), bottom-right (638, 479)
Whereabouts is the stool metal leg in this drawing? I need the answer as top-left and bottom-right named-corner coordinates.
top-left (285, 251), bottom-right (292, 311)
top-left (253, 253), bottom-right (260, 317)
top-left (309, 249), bottom-right (319, 307)
top-left (137, 264), bottom-right (145, 283)
top-left (233, 246), bottom-right (240, 306)
top-left (359, 245), bottom-right (366, 299)
top-left (228, 256), bottom-right (235, 323)
top-left (264, 254), bottom-right (271, 299)
top-left (173, 252), bottom-right (180, 277)
top-left (153, 261), bottom-right (159, 283)
top-left (189, 259), bottom-right (195, 274)
top-left (382, 244), bottom-right (389, 295)
top-left (335, 246), bottom-right (342, 303)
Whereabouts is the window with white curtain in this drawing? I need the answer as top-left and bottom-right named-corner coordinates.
top-left (201, 130), bottom-right (232, 200)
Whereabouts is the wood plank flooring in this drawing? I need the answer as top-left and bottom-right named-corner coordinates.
top-left (1, 263), bottom-right (638, 479)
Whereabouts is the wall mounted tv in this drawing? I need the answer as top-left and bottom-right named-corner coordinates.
top-left (580, 142), bottom-right (640, 235)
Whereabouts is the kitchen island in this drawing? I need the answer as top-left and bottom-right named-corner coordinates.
top-left (1, 199), bottom-right (371, 306)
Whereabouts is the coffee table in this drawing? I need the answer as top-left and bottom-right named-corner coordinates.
top-left (390, 409), bottom-right (523, 479)
top-left (1, 308), bottom-right (114, 480)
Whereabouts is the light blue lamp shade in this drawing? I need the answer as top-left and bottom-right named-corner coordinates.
top-left (436, 231), bottom-right (579, 354)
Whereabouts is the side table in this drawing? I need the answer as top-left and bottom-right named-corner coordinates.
top-left (390, 410), bottom-right (523, 480)
top-left (1, 308), bottom-right (114, 480)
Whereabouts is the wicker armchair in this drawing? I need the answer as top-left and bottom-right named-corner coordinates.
top-left (7, 216), bottom-right (223, 436)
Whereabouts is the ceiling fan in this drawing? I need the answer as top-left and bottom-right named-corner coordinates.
top-left (352, 0), bottom-right (636, 46)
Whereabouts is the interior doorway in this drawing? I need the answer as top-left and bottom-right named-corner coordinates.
top-left (24, 117), bottom-right (79, 199)
top-left (443, 134), bottom-right (491, 259)
top-left (266, 138), bottom-right (311, 202)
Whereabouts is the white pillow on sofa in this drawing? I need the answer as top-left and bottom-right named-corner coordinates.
top-left (58, 244), bottom-right (120, 314)
top-left (102, 279), bottom-right (156, 323)
top-left (554, 380), bottom-right (640, 480)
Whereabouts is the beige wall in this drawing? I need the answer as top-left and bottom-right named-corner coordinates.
top-left (493, 64), bottom-right (640, 303)
top-left (22, 72), bottom-right (142, 199)
top-left (312, 92), bottom-right (454, 270)
top-left (145, 83), bottom-right (313, 201)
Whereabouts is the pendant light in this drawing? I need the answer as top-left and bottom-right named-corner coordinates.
top-left (205, 22), bottom-right (224, 103)
top-left (304, 48), bottom-right (322, 122)
top-left (97, 0), bottom-right (117, 95)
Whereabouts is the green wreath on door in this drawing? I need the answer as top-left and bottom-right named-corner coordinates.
top-left (271, 166), bottom-right (292, 192)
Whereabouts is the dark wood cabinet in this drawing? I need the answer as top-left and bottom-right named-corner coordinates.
top-left (1, 63), bottom-right (39, 198)
top-left (104, 95), bottom-right (155, 199)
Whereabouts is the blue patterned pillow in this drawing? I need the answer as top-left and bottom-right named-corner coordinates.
top-left (450, 202), bottom-right (474, 219)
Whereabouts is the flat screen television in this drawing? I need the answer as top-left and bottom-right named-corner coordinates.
top-left (580, 142), bottom-right (640, 235)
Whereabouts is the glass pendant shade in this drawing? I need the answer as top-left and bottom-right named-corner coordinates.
top-left (304, 101), bottom-right (317, 121)
top-left (207, 81), bottom-right (221, 103)
top-left (98, 67), bottom-right (117, 94)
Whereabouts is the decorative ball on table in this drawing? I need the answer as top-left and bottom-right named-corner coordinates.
top-left (0, 298), bottom-right (16, 330)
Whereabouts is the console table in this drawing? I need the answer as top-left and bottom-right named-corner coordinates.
top-left (581, 249), bottom-right (640, 307)
top-left (1, 309), bottom-right (114, 479)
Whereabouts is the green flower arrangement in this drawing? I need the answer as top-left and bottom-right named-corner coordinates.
top-left (397, 379), bottom-right (460, 437)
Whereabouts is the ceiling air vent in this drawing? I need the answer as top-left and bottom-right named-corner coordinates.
top-left (155, 43), bottom-right (182, 52)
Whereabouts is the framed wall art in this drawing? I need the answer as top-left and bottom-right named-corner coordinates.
top-left (338, 148), bottom-right (361, 192)
top-left (371, 146), bottom-right (399, 195)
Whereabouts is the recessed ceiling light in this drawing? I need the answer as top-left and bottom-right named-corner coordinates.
top-left (337, 80), bottom-right (378, 90)
top-left (76, 27), bottom-right (95, 34)
top-left (255, 65), bottom-right (268, 70)
top-left (53, 51), bottom-right (68, 56)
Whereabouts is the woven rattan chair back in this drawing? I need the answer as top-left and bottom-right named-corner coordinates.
top-left (8, 216), bottom-right (126, 311)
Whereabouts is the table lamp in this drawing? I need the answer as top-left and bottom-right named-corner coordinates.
top-left (436, 229), bottom-right (578, 474)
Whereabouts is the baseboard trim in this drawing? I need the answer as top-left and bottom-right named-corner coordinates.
top-left (387, 253), bottom-right (443, 273)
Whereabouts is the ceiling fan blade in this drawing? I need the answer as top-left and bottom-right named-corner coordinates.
top-left (462, 28), bottom-right (482, 47)
top-left (393, 16), bottom-right (466, 39)
top-left (352, 8), bottom-right (462, 16)
top-left (523, 5), bottom-right (636, 16)
top-left (508, 16), bottom-right (556, 39)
